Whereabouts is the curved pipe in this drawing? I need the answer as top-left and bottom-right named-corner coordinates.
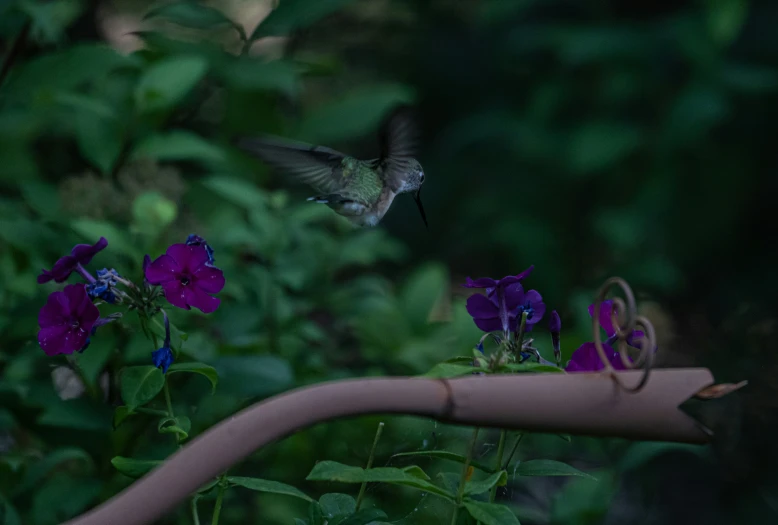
top-left (64, 369), bottom-right (714, 525)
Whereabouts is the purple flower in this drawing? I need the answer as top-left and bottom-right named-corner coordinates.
top-left (466, 282), bottom-right (545, 333)
top-left (565, 342), bottom-right (629, 372)
top-left (38, 237), bottom-right (108, 284)
top-left (145, 244), bottom-right (225, 314)
top-left (186, 234), bottom-right (214, 265)
top-left (463, 265), bottom-right (534, 290)
top-left (37, 284), bottom-right (100, 356)
top-left (589, 300), bottom-right (645, 347)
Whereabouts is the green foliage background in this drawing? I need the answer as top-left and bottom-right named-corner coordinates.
top-left (1, 0), bottom-right (777, 524)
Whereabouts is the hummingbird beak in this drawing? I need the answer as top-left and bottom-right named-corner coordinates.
top-left (413, 188), bottom-right (428, 229)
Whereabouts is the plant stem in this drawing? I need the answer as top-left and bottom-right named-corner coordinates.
top-left (451, 427), bottom-right (480, 525)
top-left (489, 430), bottom-right (507, 504)
top-left (191, 497), bottom-right (201, 525)
top-left (163, 380), bottom-right (174, 418)
top-left (211, 476), bottom-right (227, 525)
top-left (356, 422), bottom-right (385, 511)
top-left (502, 433), bottom-right (524, 470)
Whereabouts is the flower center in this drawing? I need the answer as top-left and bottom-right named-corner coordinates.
top-left (518, 302), bottom-right (534, 321)
top-left (179, 273), bottom-right (193, 286)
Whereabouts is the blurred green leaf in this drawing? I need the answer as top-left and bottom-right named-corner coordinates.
top-left (37, 398), bottom-right (112, 431)
top-left (463, 500), bottom-right (520, 525)
top-left (228, 476), bottom-right (314, 502)
top-left (618, 442), bottom-right (709, 472)
top-left (330, 509), bottom-right (389, 525)
top-left (499, 363), bottom-right (565, 373)
top-left (421, 362), bottom-right (477, 378)
top-left (250, 0), bottom-right (358, 40)
top-left (391, 451), bottom-right (495, 473)
top-left (464, 470), bottom-right (508, 496)
top-left (202, 175), bottom-right (266, 209)
top-left (112, 406), bottom-right (134, 429)
top-left (211, 356), bottom-right (294, 397)
top-left (167, 362), bottom-right (219, 394)
top-left (318, 494), bottom-right (356, 519)
top-left (706, 0), bottom-right (748, 46)
top-left (111, 456), bottom-right (162, 479)
top-left (514, 459), bottom-right (596, 480)
top-left (135, 56), bottom-right (208, 112)
top-left (567, 121), bottom-right (641, 175)
top-left (13, 448), bottom-right (93, 497)
top-left (131, 191), bottom-right (177, 236)
top-left (18, 0), bottom-right (84, 44)
top-left (70, 219), bottom-right (138, 259)
top-left (297, 84), bottom-right (416, 143)
top-left (218, 58), bottom-right (301, 96)
top-left (120, 366), bottom-right (165, 411)
top-left (143, 1), bottom-right (240, 32)
top-left (132, 130), bottom-right (225, 164)
top-left (31, 474), bottom-right (101, 525)
top-left (400, 263), bottom-right (448, 331)
top-left (307, 461), bottom-right (454, 500)
top-left (158, 415), bottom-right (191, 440)
top-left (74, 113), bottom-right (123, 175)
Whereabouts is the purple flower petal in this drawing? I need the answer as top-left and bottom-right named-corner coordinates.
top-left (70, 237), bottom-right (108, 265)
top-left (192, 265), bottom-right (226, 294)
top-left (466, 293), bottom-right (499, 319)
top-left (501, 283), bottom-right (525, 310)
top-left (183, 286), bottom-right (221, 314)
top-left (588, 300), bottom-right (617, 336)
top-left (37, 284), bottom-right (100, 356)
top-left (523, 289), bottom-right (546, 325)
top-left (548, 310), bottom-right (561, 333)
top-left (145, 255), bottom-right (181, 285)
top-left (38, 238), bottom-right (108, 284)
top-left (515, 265), bottom-right (534, 281)
top-left (473, 317), bottom-right (507, 333)
top-left (463, 277), bottom-right (499, 289)
top-left (565, 342), bottom-right (629, 372)
top-left (160, 281), bottom-right (191, 311)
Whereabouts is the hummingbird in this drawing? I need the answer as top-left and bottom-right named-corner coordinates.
top-left (236, 105), bottom-right (427, 228)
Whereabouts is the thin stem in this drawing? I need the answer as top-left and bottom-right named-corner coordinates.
top-left (191, 497), bottom-right (201, 525)
top-left (211, 476), bottom-right (227, 525)
top-left (451, 427), bottom-right (480, 525)
top-left (489, 430), bottom-right (507, 504)
top-left (136, 407), bottom-right (169, 417)
top-left (502, 433), bottom-right (524, 470)
top-left (356, 422), bottom-right (385, 511)
top-left (163, 380), bottom-right (174, 418)
top-left (516, 311), bottom-right (529, 353)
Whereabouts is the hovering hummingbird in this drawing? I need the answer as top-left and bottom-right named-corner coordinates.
top-left (236, 106), bottom-right (427, 228)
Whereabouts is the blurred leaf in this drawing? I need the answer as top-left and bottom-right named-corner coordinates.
top-left (112, 406), bottom-right (134, 429)
top-left (70, 219), bottom-right (138, 259)
top-left (400, 263), bottom-right (448, 331)
top-left (131, 191), bottom-right (177, 236)
top-left (111, 456), bottom-right (162, 479)
top-left (13, 448), bottom-right (93, 497)
top-left (297, 84), bottom-right (416, 143)
top-left (37, 398), bottom-right (112, 431)
top-left (19, 181), bottom-right (60, 219)
top-left (143, 1), bottom-right (240, 32)
top-left (158, 415), bottom-right (191, 440)
top-left (706, 0), bottom-right (747, 46)
top-left (218, 58), bottom-right (301, 96)
top-left (202, 175), bottom-right (266, 209)
top-left (18, 0), bottom-right (84, 44)
top-left (421, 363), bottom-right (477, 378)
top-left (120, 366), bottom-right (165, 411)
top-left (618, 442), bottom-right (709, 472)
top-left (514, 459), bottom-right (596, 480)
top-left (74, 113), bottom-right (123, 175)
top-left (132, 130), bottom-right (225, 164)
top-left (549, 471), bottom-right (614, 523)
top-left (567, 122), bottom-right (641, 175)
top-left (167, 362), bottom-right (219, 394)
top-left (31, 474), bottom-right (101, 525)
top-left (211, 356), bottom-right (293, 397)
top-left (463, 500), bottom-right (520, 525)
top-left (73, 333), bottom-right (115, 386)
top-left (318, 493), bottom-right (356, 518)
top-left (250, 0), bottom-right (358, 40)
top-left (228, 476), bottom-right (314, 502)
top-left (0, 499), bottom-right (21, 525)
top-left (330, 509), bottom-right (389, 525)
top-left (499, 363), bottom-right (565, 373)
top-left (308, 500), bottom-right (325, 525)
top-left (391, 451), bottom-right (495, 473)
top-left (307, 461), bottom-right (454, 500)
top-left (135, 56), bottom-right (208, 113)
top-left (464, 470), bottom-right (508, 496)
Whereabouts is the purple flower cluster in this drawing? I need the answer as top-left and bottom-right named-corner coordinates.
top-left (36, 235), bottom-right (225, 372)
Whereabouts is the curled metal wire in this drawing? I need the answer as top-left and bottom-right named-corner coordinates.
top-left (592, 277), bottom-right (656, 393)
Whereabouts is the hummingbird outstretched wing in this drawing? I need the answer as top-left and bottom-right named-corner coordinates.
top-left (376, 105), bottom-right (420, 192)
top-left (236, 135), bottom-right (349, 195)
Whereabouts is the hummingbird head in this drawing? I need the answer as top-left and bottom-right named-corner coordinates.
top-left (400, 159), bottom-right (428, 229)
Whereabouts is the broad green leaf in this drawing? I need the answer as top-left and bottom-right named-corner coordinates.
top-left (400, 263), bottom-right (448, 330)
top-left (308, 500), bottom-right (324, 525)
top-left (132, 130), bottom-right (225, 164)
top-left (158, 415), bottom-right (191, 440)
top-left (218, 58), bottom-right (301, 96)
top-left (19, 0), bottom-right (84, 44)
top-left (391, 451), bottom-right (495, 473)
top-left (201, 175), bottom-right (266, 209)
top-left (211, 356), bottom-right (293, 398)
top-left (306, 461), bottom-right (454, 501)
top-left (135, 56), bottom-right (208, 112)
top-left (37, 398), bottom-right (112, 432)
top-left (465, 470), bottom-right (508, 496)
top-left (499, 363), bottom-right (565, 374)
top-left (120, 366), bottom-right (165, 411)
top-left (111, 457), bottom-right (162, 479)
top-left (227, 476), bottom-right (314, 502)
top-left (318, 493), bottom-right (355, 518)
top-left (143, 2), bottom-right (239, 31)
top-left (112, 406), bottom-right (134, 429)
top-left (421, 362), bottom-right (477, 379)
top-left (463, 500), bottom-right (520, 525)
top-left (131, 192), bottom-right (177, 235)
top-left (13, 448), bottom-right (93, 497)
top-left (31, 474), bottom-right (101, 525)
top-left (297, 84), bottom-right (416, 143)
top-left (330, 509), bottom-right (388, 525)
top-left (167, 362), bottom-right (219, 394)
top-left (250, 0), bottom-right (357, 40)
top-left (514, 460), bottom-right (597, 481)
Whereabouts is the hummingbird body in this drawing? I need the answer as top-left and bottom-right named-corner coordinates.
top-left (237, 106), bottom-right (427, 227)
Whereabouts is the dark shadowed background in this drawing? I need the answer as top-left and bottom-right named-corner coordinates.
top-left (1, 0), bottom-right (777, 524)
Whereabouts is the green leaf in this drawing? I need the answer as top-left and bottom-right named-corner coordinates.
top-left (135, 56), bottom-right (208, 112)
top-left (131, 192), bottom-right (177, 236)
top-left (143, 2), bottom-right (239, 32)
top-left (31, 474), bottom-right (101, 525)
top-left (201, 175), bottom-right (266, 209)
top-left (391, 451), bottom-right (495, 474)
top-left (465, 470), bottom-right (508, 496)
top-left (112, 406), bottom-right (134, 429)
top-left (318, 493), bottom-right (356, 518)
top-left (70, 219), bottom-right (138, 259)
top-left (463, 500), bottom-right (520, 525)
top-left (567, 121), bottom-right (641, 175)
top-left (308, 500), bottom-right (324, 525)
top-left (13, 448), bottom-right (93, 497)
top-left (307, 461), bottom-right (454, 501)
top-left (421, 362), bottom-right (477, 379)
top-left (167, 362), bottom-right (219, 394)
top-left (212, 356), bottom-right (294, 398)
top-left (132, 130), bottom-right (225, 164)
top-left (111, 457), bottom-right (162, 479)
top-left (330, 509), bottom-right (388, 525)
top-left (19, 0), bottom-right (84, 44)
top-left (618, 442), bottom-right (708, 472)
top-left (37, 398), bottom-right (112, 431)
top-left (400, 262), bottom-right (448, 330)
top-left (499, 363), bottom-right (565, 374)
top-left (250, 0), bottom-right (358, 40)
top-left (297, 84), bottom-right (416, 143)
top-left (120, 366), bottom-right (165, 411)
top-left (514, 460), bottom-right (597, 481)
top-left (218, 58), bottom-right (301, 96)
top-left (158, 416), bottom-right (191, 440)
top-left (227, 476), bottom-right (314, 502)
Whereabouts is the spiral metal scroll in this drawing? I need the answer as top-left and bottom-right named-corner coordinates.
top-left (592, 277), bottom-right (656, 392)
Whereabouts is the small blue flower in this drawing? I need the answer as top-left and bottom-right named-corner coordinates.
top-left (86, 268), bottom-right (122, 303)
top-left (152, 346), bottom-right (174, 373)
top-left (185, 234), bottom-right (215, 265)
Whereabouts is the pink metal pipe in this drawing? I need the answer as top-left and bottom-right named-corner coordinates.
top-left (64, 369), bottom-right (714, 525)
